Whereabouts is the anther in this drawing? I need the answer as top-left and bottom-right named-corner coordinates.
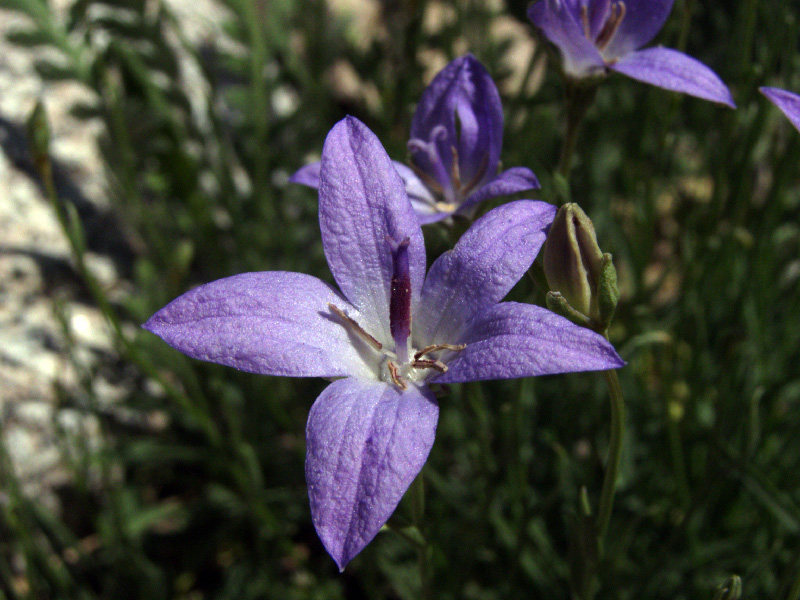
top-left (460, 152), bottom-right (490, 196)
top-left (449, 145), bottom-right (462, 193)
top-left (414, 343), bottom-right (467, 360)
top-left (412, 358), bottom-right (448, 373)
top-left (387, 360), bottom-right (408, 390)
top-left (580, 4), bottom-right (591, 40)
top-left (328, 304), bottom-right (383, 351)
top-left (595, 1), bottom-right (626, 51)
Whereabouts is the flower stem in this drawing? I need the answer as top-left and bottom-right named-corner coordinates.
top-left (557, 79), bottom-right (600, 182)
top-left (410, 473), bottom-right (431, 599)
top-left (596, 368), bottom-right (626, 544)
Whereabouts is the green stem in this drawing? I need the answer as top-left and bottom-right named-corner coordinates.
top-left (557, 79), bottom-right (600, 182)
top-left (410, 474), bottom-right (431, 600)
top-left (596, 368), bottom-right (626, 543)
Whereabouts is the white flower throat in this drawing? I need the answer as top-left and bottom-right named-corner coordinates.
top-left (328, 236), bottom-right (464, 390)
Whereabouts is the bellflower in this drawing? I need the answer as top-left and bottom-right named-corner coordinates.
top-left (144, 116), bottom-right (623, 570)
top-left (760, 87), bottom-right (800, 133)
top-left (527, 0), bottom-right (735, 107)
top-left (290, 54), bottom-right (540, 224)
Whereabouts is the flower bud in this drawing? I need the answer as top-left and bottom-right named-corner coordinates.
top-left (543, 203), bottom-right (618, 328)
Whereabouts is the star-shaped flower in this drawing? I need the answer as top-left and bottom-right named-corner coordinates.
top-left (760, 87), bottom-right (800, 133)
top-left (527, 0), bottom-right (735, 107)
top-left (144, 116), bottom-right (623, 570)
top-left (291, 54), bottom-right (540, 224)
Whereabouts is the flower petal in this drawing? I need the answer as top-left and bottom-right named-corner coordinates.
top-left (289, 161), bottom-right (321, 188)
top-left (601, 0), bottom-right (674, 59)
top-left (305, 378), bottom-right (438, 570)
top-left (143, 272), bottom-right (371, 378)
top-left (760, 87), bottom-right (800, 133)
top-left (435, 302), bottom-right (624, 383)
top-left (392, 161), bottom-right (441, 221)
top-left (417, 200), bottom-right (556, 343)
top-left (319, 117), bottom-right (426, 342)
top-left (610, 47), bottom-right (735, 107)
top-left (528, 0), bottom-right (605, 78)
top-left (460, 167), bottom-right (541, 213)
top-left (410, 54), bottom-right (503, 190)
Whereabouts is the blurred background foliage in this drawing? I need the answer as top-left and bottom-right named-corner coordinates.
top-left (1, 0), bottom-right (799, 598)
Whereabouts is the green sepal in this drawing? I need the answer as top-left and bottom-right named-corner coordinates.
top-left (546, 291), bottom-right (593, 329)
top-left (597, 253), bottom-right (620, 329)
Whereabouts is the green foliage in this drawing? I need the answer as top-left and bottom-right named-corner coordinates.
top-left (2, 0), bottom-right (800, 598)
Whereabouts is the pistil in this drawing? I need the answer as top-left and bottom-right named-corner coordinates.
top-left (387, 236), bottom-right (412, 364)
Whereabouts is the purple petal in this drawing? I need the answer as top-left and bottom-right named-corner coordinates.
top-left (143, 272), bottom-right (371, 378)
top-left (601, 0), bottom-right (674, 60)
top-left (610, 47), bottom-right (735, 107)
top-left (289, 162), bottom-right (321, 188)
top-left (435, 302), bottom-right (624, 384)
top-left (319, 117), bottom-right (426, 342)
top-left (761, 87), bottom-right (800, 133)
top-left (305, 378), bottom-right (438, 570)
top-left (392, 161), bottom-right (442, 222)
top-left (460, 167), bottom-right (541, 213)
top-left (410, 54), bottom-right (503, 191)
top-left (417, 200), bottom-right (557, 343)
top-left (528, 0), bottom-right (605, 78)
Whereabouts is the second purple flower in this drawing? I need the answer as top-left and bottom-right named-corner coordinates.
top-left (291, 54), bottom-right (540, 224)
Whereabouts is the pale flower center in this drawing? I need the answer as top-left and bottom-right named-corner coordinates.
top-left (328, 303), bottom-right (465, 390)
top-left (327, 237), bottom-right (465, 390)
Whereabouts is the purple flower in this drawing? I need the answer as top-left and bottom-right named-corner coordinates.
top-left (760, 87), bottom-right (800, 133)
top-left (527, 0), bottom-right (735, 107)
top-left (144, 116), bottom-right (623, 570)
top-left (290, 55), bottom-right (540, 224)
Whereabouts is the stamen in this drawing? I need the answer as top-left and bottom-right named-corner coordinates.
top-left (580, 4), bottom-right (591, 40)
top-left (414, 343), bottom-right (467, 359)
top-left (387, 360), bottom-right (408, 390)
top-left (412, 358), bottom-right (448, 373)
top-left (409, 161), bottom-right (445, 197)
top-left (595, 1), bottom-right (626, 51)
top-left (460, 152), bottom-right (490, 196)
top-left (328, 304), bottom-right (382, 351)
top-left (449, 145), bottom-right (462, 193)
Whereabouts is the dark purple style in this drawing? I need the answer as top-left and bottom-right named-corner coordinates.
top-left (144, 117), bottom-right (623, 570)
top-left (528, 0), bottom-right (735, 107)
top-left (290, 55), bottom-right (540, 224)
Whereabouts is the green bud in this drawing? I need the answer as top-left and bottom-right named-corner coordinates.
top-left (712, 575), bottom-right (741, 600)
top-left (542, 203), bottom-right (604, 322)
top-left (26, 99), bottom-right (51, 172)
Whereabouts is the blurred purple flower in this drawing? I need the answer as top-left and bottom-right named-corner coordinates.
top-left (144, 116), bottom-right (623, 570)
top-left (760, 87), bottom-right (800, 133)
top-left (527, 0), bottom-right (735, 107)
top-left (290, 55), bottom-right (540, 224)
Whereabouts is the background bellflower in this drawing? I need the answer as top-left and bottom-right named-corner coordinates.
top-left (527, 0), bottom-right (735, 107)
top-left (760, 87), bottom-right (800, 133)
top-left (144, 116), bottom-right (623, 570)
top-left (291, 54), bottom-right (540, 224)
